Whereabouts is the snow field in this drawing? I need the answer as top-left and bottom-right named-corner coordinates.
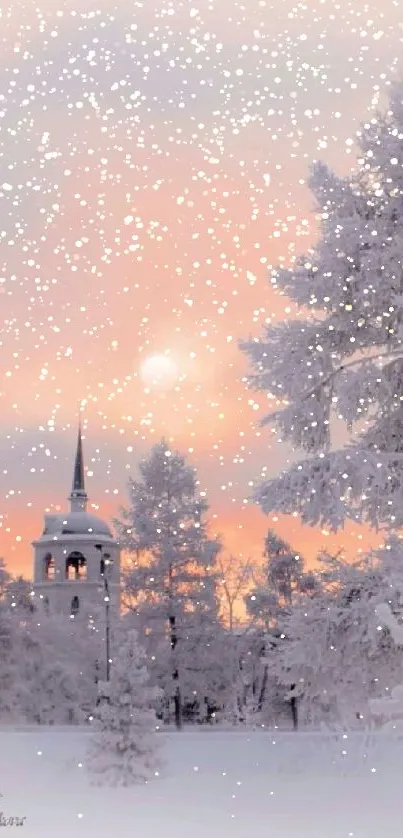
top-left (0, 728), bottom-right (402, 837)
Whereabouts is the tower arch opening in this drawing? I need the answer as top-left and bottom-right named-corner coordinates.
top-left (65, 551), bottom-right (87, 581)
top-left (43, 553), bottom-right (56, 581)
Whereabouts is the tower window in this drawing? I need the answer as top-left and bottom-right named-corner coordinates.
top-left (65, 552), bottom-right (87, 580)
top-left (71, 595), bottom-right (79, 616)
top-left (44, 554), bottom-right (55, 581)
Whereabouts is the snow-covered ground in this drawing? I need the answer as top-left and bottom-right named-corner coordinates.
top-left (0, 727), bottom-right (402, 837)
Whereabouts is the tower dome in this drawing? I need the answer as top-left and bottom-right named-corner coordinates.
top-left (42, 511), bottom-right (112, 538)
top-left (32, 422), bottom-right (121, 618)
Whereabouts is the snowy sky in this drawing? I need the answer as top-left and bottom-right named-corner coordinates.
top-left (0, 0), bottom-right (401, 576)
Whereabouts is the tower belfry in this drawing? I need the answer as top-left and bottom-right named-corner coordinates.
top-left (32, 423), bottom-right (121, 617)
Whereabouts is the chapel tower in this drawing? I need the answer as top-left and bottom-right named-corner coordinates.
top-left (32, 423), bottom-right (121, 617)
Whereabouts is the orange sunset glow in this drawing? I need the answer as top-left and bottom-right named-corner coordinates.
top-left (1, 0), bottom-right (400, 580)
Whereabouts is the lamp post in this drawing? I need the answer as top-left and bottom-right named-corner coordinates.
top-left (95, 544), bottom-right (113, 683)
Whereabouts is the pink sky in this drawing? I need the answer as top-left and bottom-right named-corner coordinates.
top-left (0, 0), bottom-right (400, 578)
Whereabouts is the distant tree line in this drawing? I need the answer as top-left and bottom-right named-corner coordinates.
top-left (1, 441), bottom-right (403, 732)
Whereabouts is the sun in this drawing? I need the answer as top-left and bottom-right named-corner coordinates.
top-left (139, 354), bottom-right (179, 390)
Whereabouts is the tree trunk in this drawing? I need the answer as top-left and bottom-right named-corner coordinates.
top-left (290, 685), bottom-right (298, 730)
top-left (169, 612), bottom-right (182, 730)
top-left (257, 664), bottom-right (268, 713)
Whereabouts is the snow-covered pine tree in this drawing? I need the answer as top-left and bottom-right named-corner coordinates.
top-left (116, 440), bottom-right (221, 729)
top-left (241, 83), bottom-right (403, 534)
top-left (86, 629), bottom-right (161, 786)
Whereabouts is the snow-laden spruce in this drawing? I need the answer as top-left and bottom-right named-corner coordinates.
top-left (115, 440), bottom-right (221, 729)
top-left (86, 629), bottom-right (162, 787)
top-left (241, 84), bottom-right (403, 532)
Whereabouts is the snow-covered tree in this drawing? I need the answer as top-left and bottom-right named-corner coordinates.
top-left (241, 83), bottom-right (403, 535)
top-left (370, 602), bottom-right (403, 730)
top-left (0, 603), bottom-right (22, 722)
top-left (210, 555), bottom-right (270, 724)
top-left (86, 629), bottom-right (161, 786)
top-left (14, 604), bottom-right (104, 725)
top-left (266, 590), bottom-right (354, 728)
top-left (0, 586), bottom-right (108, 725)
top-left (116, 440), bottom-right (221, 729)
top-left (223, 627), bottom-right (271, 724)
top-left (244, 532), bottom-right (318, 728)
top-left (217, 554), bottom-right (255, 631)
top-left (269, 546), bottom-right (403, 729)
top-left (0, 559), bottom-right (11, 599)
top-left (6, 576), bottom-right (35, 614)
top-left (18, 616), bottom-right (84, 724)
top-left (264, 532), bottom-right (305, 607)
top-left (246, 530), bottom-right (315, 627)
